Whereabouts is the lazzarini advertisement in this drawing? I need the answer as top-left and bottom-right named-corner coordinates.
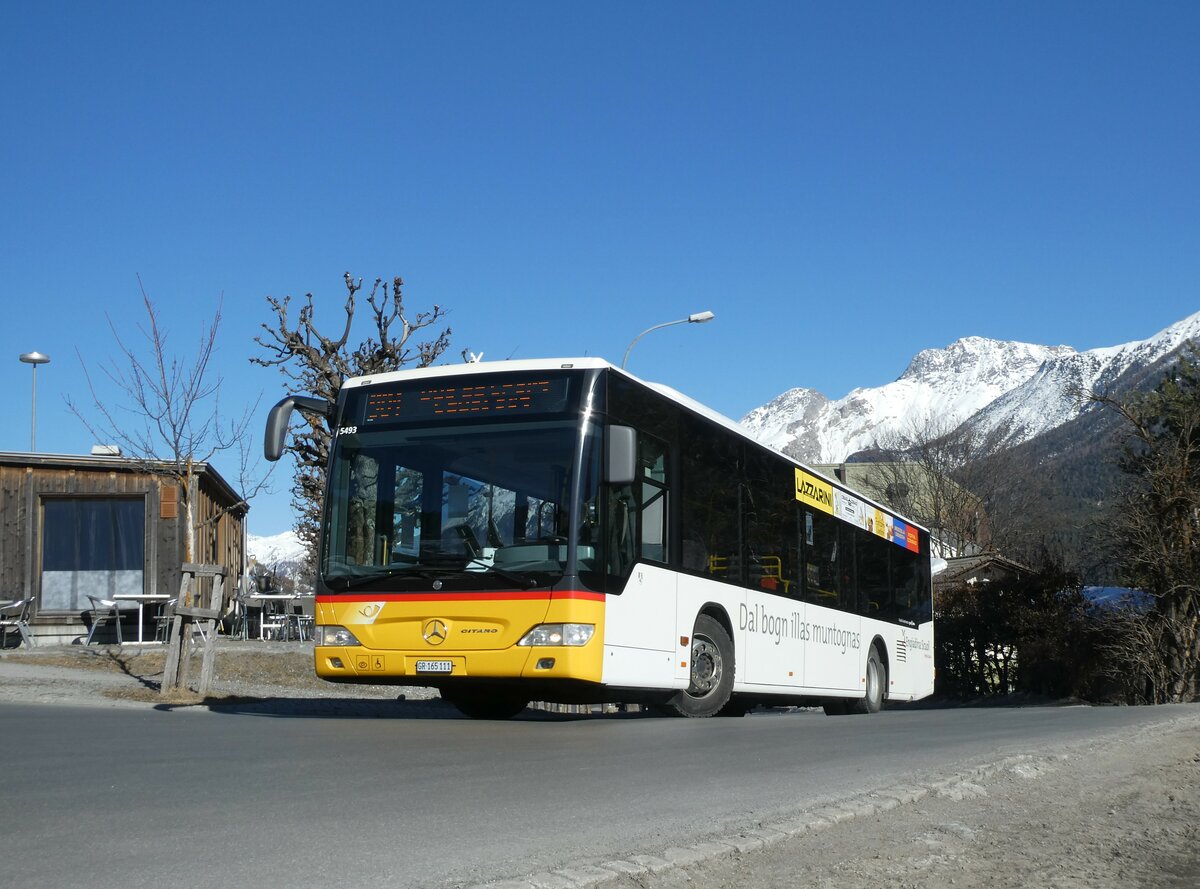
top-left (794, 468), bottom-right (919, 553)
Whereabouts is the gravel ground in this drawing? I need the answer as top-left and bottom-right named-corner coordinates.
top-left (0, 639), bottom-right (442, 713)
top-left (3, 641), bottom-right (1198, 888)
top-left (587, 715), bottom-right (1200, 889)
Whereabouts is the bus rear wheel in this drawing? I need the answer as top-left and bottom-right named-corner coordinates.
top-left (442, 687), bottom-right (530, 720)
top-left (849, 646), bottom-right (886, 714)
top-left (658, 615), bottom-right (734, 718)
top-left (823, 646), bottom-right (886, 716)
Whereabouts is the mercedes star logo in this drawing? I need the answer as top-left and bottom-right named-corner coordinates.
top-left (423, 619), bottom-right (448, 646)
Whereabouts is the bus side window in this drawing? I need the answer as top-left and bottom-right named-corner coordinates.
top-left (680, 415), bottom-right (740, 583)
top-left (856, 533), bottom-right (892, 617)
top-left (639, 436), bottom-right (669, 563)
top-left (889, 545), bottom-right (929, 623)
top-left (839, 525), bottom-right (858, 614)
top-left (604, 432), bottom-right (670, 588)
top-left (744, 448), bottom-right (800, 597)
top-left (803, 510), bottom-right (840, 605)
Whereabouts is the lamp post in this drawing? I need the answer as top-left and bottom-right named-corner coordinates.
top-left (621, 311), bottom-right (715, 369)
top-left (19, 351), bottom-right (50, 452)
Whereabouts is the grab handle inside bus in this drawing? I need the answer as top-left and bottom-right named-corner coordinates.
top-left (264, 395), bottom-right (331, 461)
top-left (606, 425), bottom-right (637, 486)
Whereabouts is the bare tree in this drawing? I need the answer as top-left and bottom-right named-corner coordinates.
top-left (1090, 606), bottom-right (1183, 704)
top-left (252, 272), bottom-right (455, 566)
top-left (863, 416), bottom-right (986, 555)
top-left (68, 283), bottom-right (267, 562)
top-left (861, 413), bottom-right (1055, 562)
top-left (1089, 344), bottom-right (1200, 702)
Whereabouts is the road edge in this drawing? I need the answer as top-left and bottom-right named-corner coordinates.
top-left (472, 709), bottom-right (1200, 889)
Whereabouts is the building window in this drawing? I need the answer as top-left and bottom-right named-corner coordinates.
top-left (41, 498), bottom-right (146, 612)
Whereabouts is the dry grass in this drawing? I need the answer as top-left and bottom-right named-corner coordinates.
top-left (2, 643), bottom-right (326, 704)
top-left (3, 646), bottom-right (167, 675)
top-left (3, 645), bottom-right (317, 681)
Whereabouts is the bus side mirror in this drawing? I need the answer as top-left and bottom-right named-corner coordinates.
top-left (264, 395), bottom-right (330, 461)
top-left (606, 425), bottom-right (637, 486)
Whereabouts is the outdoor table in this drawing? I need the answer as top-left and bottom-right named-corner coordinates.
top-left (248, 593), bottom-right (297, 640)
top-left (113, 593), bottom-right (171, 644)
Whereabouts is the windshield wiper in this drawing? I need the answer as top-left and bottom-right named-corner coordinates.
top-left (462, 558), bottom-right (540, 590)
top-left (326, 565), bottom-right (425, 592)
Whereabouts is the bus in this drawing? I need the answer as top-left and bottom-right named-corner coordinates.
top-left (264, 358), bottom-right (934, 719)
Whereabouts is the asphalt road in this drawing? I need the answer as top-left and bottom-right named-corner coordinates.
top-left (3, 701), bottom-right (1195, 889)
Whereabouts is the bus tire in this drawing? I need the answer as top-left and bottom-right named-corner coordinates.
top-left (659, 615), bottom-right (734, 718)
top-left (848, 646), bottom-right (886, 715)
top-left (442, 687), bottom-right (530, 720)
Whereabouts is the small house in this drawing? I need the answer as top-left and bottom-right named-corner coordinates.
top-left (0, 451), bottom-right (247, 644)
top-left (933, 552), bottom-right (1033, 591)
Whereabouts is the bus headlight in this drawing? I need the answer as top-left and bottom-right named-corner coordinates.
top-left (518, 623), bottom-right (595, 647)
top-left (316, 625), bottom-right (363, 647)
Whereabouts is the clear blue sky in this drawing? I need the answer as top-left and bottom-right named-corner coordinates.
top-left (2, 2), bottom-right (1197, 536)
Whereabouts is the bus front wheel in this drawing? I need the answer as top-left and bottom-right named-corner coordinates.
top-left (659, 615), bottom-right (735, 718)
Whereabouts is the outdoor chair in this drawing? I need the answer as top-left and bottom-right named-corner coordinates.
top-left (85, 595), bottom-right (124, 645)
top-left (288, 598), bottom-right (315, 642)
top-left (260, 602), bottom-right (288, 641)
top-left (156, 597), bottom-right (213, 643)
top-left (249, 574), bottom-right (289, 640)
top-left (0, 596), bottom-right (34, 648)
top-left (231, 576), bottom-right (256, 639)
top-left (154, 598), bottom-right (178, 643)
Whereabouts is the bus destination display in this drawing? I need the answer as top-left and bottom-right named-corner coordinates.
top-left (363, 377), bottom-right (570, 424)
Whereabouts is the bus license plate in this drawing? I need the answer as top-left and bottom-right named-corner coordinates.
top-left (415, 659), bottom-right (453, 674)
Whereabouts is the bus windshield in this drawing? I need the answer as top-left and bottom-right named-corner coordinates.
top-left (322, 420), bottom-right (590, 592)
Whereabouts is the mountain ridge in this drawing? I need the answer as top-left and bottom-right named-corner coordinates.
top-left (741, 310), bottom-right (1200, 464)
top-left (247, 530), bottom-right (306, 569)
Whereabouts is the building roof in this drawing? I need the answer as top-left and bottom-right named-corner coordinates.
top-left (0, 451), bottom-right (247, 514)
top-left (934, 552), bottom-right (1034, 587)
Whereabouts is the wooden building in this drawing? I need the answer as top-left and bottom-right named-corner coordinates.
top-left (932, 552), bottom-right (1033, 591)
top-left (0, 451), bottom-right (247, 644)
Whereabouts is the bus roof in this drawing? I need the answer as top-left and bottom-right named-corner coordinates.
top-left (340, 356), bottom-right (613, 390)
top-left (339, 357), bottom-right (928, 534)
top-left (342, 357), bottom-right (742, 427)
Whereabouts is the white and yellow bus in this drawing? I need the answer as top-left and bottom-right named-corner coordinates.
top-left (265, 359), bottom-right (934, 719)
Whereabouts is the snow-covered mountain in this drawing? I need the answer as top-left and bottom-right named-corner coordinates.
top-left (246, 530), bottom-right (306, 568)
top-left (742, 311), bottom-right (1200, 463)
top-left (968, 311), bottom-right (1200, 450)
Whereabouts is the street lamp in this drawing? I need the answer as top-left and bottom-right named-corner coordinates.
top-left (621, 311), bottom-right (715, 369)
top-left (19, 351), bottom-right (50, 452)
